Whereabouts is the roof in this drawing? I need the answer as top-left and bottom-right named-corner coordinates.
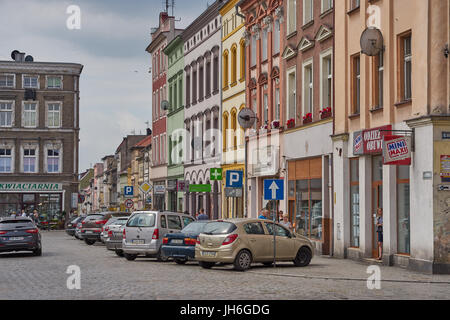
top-left (133, 135), bottom-right (152, 148)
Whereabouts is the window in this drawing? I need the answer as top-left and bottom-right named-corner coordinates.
top-left (274, 85), bottom-right (280, 121)
top-left (295, 179), bottom-right (322, 239)
top-left (223, 50), bottom-right (229, 88)
top-left (47, 148), bottom-right (60, 173)
top-left (0, 102), bottom-right (13, 127)
top-left (231, 45), bottom-right (237, 84)
top-left (0, 148), bottom-right (12, 173)
top-left (263, 92), bottom-right (269, 126)
top-left (199, 64), bottom-right (204, 100)
top-left (304, 0), bottom-right (313, 25)
top-left (239, 40), bottom-right (246, 80)
top-left (47, 76), bottom-right (62, 89)
top-left (23, 148), bottom-right (37, 173)
top-left (321, 52), bottom-right (333, 109)
top-left (303, 61), bottom-right (313, 115)
top-left (23, 75), bottom-right (38, 88)
top-left (350, 158), bottom-right (360, 247)
top-left (223, 113), bottom-right (228, 151)
top-left (287, 69), bottom-right (296, 122)
top-left (205, 60), bottom-right (211, 96)
top-left (350, 0), bottom-right (360, 10)
top-left (321, 0), bottom-right (333, 13)
top-left (47, 103), bottom-right (61, 128)
top-left (167, 215), bottom-right (182, 230)
top-left (244, 222), bottom-right (265, 235)
top-left (373, 50), bottom-right (384, 108)
top-left (397, 166), bottom-right (410, 254)
top-left (273, 19), bottom-right (280, 55)
top-left (399, 33), bottom-right (412, 101)
top-left (0, 74), bottom-right (14, 87)
top-left (287, 0), bottom-right (296, 34)
top-left (262, 28), bottom-right (268, 61)
top-left (251, 34), bottom-right (257, 67)
top-left (213, 55), bottom-right (219, 92)
top-left (186, 73), bottom-right (191, 106)
top-left (192, 68), bottom-right (197, 102)
top-left (160, 215), bottom-right (167, 228)
top-left (23, 103), bottom-right (37, 128)
top-left (352, 54), bottom-right (361, 114)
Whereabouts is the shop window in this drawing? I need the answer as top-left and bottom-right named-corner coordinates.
top-left (295, 179), bottom-right (322, 239)
top-left (350, 158), bottom-right (360, 247)
top-left (397, 165), bottom-right (410, 254)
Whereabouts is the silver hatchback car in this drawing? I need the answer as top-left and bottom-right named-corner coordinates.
top-left (122, 211), bottom-right (195, 261)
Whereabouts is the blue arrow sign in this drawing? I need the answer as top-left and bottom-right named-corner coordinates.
top-left (226, 170), bottom-right (243, 188)
top-left (264, 179), bottom-right (284, 201)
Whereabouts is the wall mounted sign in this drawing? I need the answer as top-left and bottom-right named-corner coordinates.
top-left (442, 132), bottom-right (450, 140)
top-left (154, 185), bottom-right (166, 194)
top-left (440, 155), bottom-right (450, 178)
top-left (383, 135), bottom-right (412, 165)
top-left (177, 181), bottom-right (186, 192)
top-left (0, 183), bottom-right (62, 192)
top-left (167, 180), bottom-right (177, 191)
top-left (353, 125), bottom-right (392, 155)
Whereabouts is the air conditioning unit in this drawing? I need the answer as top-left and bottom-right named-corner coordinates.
top-left (24, 89), bottom-right (36, 100)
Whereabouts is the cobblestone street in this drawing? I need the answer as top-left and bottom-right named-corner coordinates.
top-left (0, 231), bottom-right (448, 300)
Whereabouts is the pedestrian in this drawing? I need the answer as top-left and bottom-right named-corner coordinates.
top-left (21, 209), bottom-right (27, 217)
top-left (197, 208), bottom-right (209, 220)
top-left (278, 210), bottom-right (284, 223)
top-left (279, 213), bottom-right (293, 231)
top-left (32, 209), bottom-right (39, 224)
top-left (10, 211), bottom-right (17, 218)
top-left (376, 208), bottom-right (383, 260)
top-left (258, 209), bottom-right (269, 220)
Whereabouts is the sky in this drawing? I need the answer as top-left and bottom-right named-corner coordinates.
top-left (0, 0), bottom-right (213, 173)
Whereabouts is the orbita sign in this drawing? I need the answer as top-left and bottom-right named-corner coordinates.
top-left (353, 125), bottom-right (392, 155)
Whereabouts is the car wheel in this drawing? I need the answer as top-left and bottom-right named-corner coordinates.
top-left (156, 249), bottom-right (169, 262)
top-left (199, 261), bottom-right (215, 269)
top-left (175, 258), bottom-right (187, 265)
top-left (234, 249), bottom-right (252, 271)
top-left (33, 247), bottom-right (42, 256)
top-left (262, 262), bottom-right (273, 267)
top-left (115, 250), bottom-right (124, 257)
top-left (293, 247), bottom-right (312, 267)
top-left (124, 253), bottom-right (137, 261)
top-left (84, 239), bottom-right (96, 245)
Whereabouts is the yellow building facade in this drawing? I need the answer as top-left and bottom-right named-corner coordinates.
top-left (220, 0), bottom-right (246, 219)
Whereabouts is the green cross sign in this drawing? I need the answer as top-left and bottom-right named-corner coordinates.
top-left (210, 168), bottom-right (223, 181)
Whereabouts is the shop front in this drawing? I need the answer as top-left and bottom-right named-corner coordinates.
top-left (153, 181), bottom-right (166, 211)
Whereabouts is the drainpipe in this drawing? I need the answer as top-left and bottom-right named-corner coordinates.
top-left (331, 5), bottom-right (335, 257)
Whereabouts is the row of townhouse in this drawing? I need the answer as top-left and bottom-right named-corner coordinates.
top-left (146, 0), bottom-right (449, 274)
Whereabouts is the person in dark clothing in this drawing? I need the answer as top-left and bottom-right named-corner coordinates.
top-left (197, 208), bottom-right (209, 220)
top-left (376, 208), bottom-right (383, 260)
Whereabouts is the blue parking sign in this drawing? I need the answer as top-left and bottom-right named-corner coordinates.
top-left (263, 179), bottom-right (284, 201)
top-left (226, 170), bottom-right (243, 188)
top-left (124, 186), bottom-right (134, 197)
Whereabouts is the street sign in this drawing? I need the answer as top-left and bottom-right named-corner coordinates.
top-left (263, 179), bottom-right (284, 201)
top-left (124, 186), bottom-right (134, 197)
top-left (226, 170), bottom-right (243, 188)
top-left (225, 187), bottom-right (243, 198)
top-left (189, 184), bottom-right (212, 193)
top-left (124, 199), bottom-right (134, 209)
top-left (154, 185), bottom-right (166, 195)
top-left (210, 168), bottom-right (223, 181)
top-left (139, 182), bottom-right (152, 194)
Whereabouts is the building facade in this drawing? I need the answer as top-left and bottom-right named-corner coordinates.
top-left (164, 35), bottom-right (185, 213)
top-left (332, 0), bottom-right (449, 274)
top-left (220, 0), bottom-right (246, 219)
top-left (0, 53), bottom-right (83, 220)
top-left (183, 0), bottom-right (223, 219)
top-left (281, 0), bottom-right (334, 255)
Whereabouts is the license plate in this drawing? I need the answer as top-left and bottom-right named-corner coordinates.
top-left (171, 239), bottom-right (184, 244)
top-left (85, 231), bottom-right (93, 234)
top-left (9, 237), bottom-right (24, 241)
top-left (132, 239), bottom-right (145, 244)
top-left (202, 251), bottom-right (216, 257)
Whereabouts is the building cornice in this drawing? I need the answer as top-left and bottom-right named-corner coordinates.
top-left (0, 61), bottom-right (83, 75)
top-left (406, 115), bottom-right (450, 128)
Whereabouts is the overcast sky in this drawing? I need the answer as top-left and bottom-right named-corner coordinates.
top-left (0, 0), bottom-right (212, 173)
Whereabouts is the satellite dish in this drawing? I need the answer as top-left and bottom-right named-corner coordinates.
top-left (25, 55), bottom-right (34, 62)
top-left (360, 27), bottom-right (384, 56)
top-left (11, 50), bottom-right (20, 60)
top-left (161, 100), bottom-right (170, 111)
top-left (238, 108), bottom-right (257, 129)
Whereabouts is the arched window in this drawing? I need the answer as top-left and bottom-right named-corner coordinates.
top-left (231, 45), bottom-right (237, 84)
top-left (223, 50), bottom-right (229, 89)
top-left (231, 108), bottom-right (237, 149)
top-left (239, 39), bottom-right (246, 81)
top-left (223, 112), bottom-right (229, 151)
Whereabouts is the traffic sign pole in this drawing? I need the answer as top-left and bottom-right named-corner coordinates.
top-left (273, 200), bottom-right (276, 268)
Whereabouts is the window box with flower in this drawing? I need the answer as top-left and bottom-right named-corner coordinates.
top-left (302, 113), bottom-right (312, 124)
top-left (271, 120), bottom-right (281, 129)
top-left (319, 107), bottom-right (332, 119)
top-left (286, 118), bottom-right (295, 129)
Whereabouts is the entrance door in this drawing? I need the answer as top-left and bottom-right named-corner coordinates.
top-left (372, 155), bottom-right (383, 258)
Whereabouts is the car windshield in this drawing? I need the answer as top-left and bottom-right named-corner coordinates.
top-left (112, 219), bottom-right (128, 226)
top-left (127, 213), bottom-right (155, 228)
top-left (202, 222), bottom-right (237, 235)
top-left (181, 222), bottom-right (208, 234)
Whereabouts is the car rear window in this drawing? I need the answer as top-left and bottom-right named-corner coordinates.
top-left (0, 220), bottom-right (34, 229)
top-left (202, 222), bottom-right (237, 235)
top-left (127, 213), bottom-right (155, 228)
top-left (84, 214), bottom-right (104, 222)
top-left (0, 219), bottom-right (32, 224)
top-left (182, 221), bottom-right (208, 234)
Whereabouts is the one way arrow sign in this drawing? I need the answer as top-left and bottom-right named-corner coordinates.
top-left (264, 179), bottom-right (284, 201)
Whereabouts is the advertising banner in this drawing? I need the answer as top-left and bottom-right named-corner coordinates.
top-left (440, 155), bottom-right (450, 178)
top-left (383, 135), bottom-right (412, 165)
top-left (353, 125), bottom-right (392, 155)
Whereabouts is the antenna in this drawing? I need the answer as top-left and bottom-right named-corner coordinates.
top-left (163, 0), bottom-right (175, 16)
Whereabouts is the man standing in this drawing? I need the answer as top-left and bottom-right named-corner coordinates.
top-left (197, 208), bottom-right (209, 220)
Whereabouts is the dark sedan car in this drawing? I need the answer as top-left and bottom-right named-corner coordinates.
top-left (161, 221), bottom-right (209, 264)
top-left (65, 216), bottom-right (84, 237)
top-left (0, 217), bottom-right (42, 256)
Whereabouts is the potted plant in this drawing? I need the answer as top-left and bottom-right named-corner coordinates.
top-left (303, 113), bottom-right (313, 124)
top-left (319, 107), bottom-right (332, 119)
top-left (286, 118), bottom-right (295, 129)
top-left (271, 120), bottom-right (280, 129)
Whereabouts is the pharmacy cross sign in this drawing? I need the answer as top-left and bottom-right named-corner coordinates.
top-left (210, 168), bottom-right (223, 181)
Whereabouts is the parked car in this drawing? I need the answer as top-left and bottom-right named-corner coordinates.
top-left (105, 223), bottom-right (128, 257)
top-left (80, 212), bottom-right (129, 245)
top-left (0, 217), bottom-right (42, 256)
top-left (161, 220), bottom-right (210, 264)
top-left (100, 217), bottom-right (129, 243)
top-left (122, 211), bottom-right (195, 261)
top-left (65, 216), bottom-right (84, 237)
top-left (74, 218), bottom-right (85, 240)
top-left (195, 218), bottom-right (314, 271)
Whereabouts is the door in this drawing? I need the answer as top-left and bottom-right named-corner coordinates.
top-left (264, 222), bottom-right (293, 260)
top-left (167, 215), bottom-right (183, 234)
top-left (242, 222), bottom-right (271, 261)
top-left (372, 184), bottom-right (383, 258)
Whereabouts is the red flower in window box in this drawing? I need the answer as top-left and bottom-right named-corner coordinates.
top-left (271, 120), bottom-right (280, 129)
top-left (302, 113), bottom-right (312, 124)
top-left (319, 107), bottom-right (332, 119)
top-left (286, 118), bottom-right (295, 129)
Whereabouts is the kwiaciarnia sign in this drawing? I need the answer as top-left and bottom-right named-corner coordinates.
top-left (0, 183), bottom-right (62, 192)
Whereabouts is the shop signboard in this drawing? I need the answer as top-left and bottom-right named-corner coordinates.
top-left (189, 184), bottom-right (212, 193)
top-left (224, 187), bottom-right (243, 198)
top-left (353, 125), bottom-right (392, 155)
top-left (177, 181), bottom-right (186, 192)
top-left (167, 180), bottom-right (178, 191)
top-left (0, 183), bottom-right (62, 192)
top-left (382, 135), bottom-right (412, 165)
top-left (440, 155), bottom-right (450, 179)
top-left (154, 185), bottom-right (166, 195)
